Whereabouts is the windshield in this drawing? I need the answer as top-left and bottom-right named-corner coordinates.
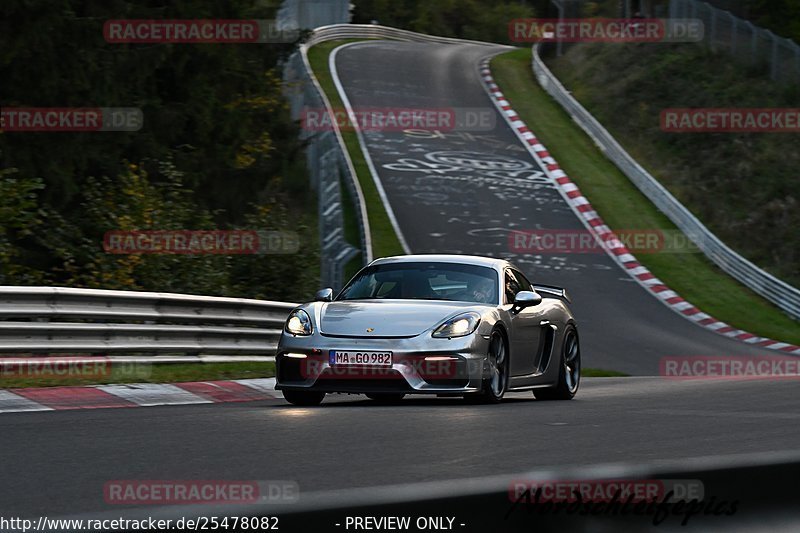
top-left (337, 262), bottom-right (499, 304)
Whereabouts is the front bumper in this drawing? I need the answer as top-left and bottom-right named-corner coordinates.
top-left (275, 330), bottom-right (491, 394)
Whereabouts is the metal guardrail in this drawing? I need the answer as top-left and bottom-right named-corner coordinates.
top-left (670, 0), bottom-right (800, 84)
top-left (532, 44), bottom-right (800, 320)
top-left (0, 25), bottom-right (497, 360)
top-left (14, 23), bottom-right (795, 363)
top-left (282, 24), bottom-right (499, 288)
top-left (0, 286), bottom-right (296, 355)
top-left (283, 46), bottom-right (364, 290)
top-left (303, 23), bottom-right (501, 47)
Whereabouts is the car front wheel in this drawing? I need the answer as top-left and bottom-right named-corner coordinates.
top-left (468, 329), bottom-right (508, 404)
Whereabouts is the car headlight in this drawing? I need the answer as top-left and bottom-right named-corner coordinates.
top-left (432, 312), bottom-right (481, 338)
top-left (285, 309), bottom-right (313, 336)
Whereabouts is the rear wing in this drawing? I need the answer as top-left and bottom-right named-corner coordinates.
top-left (533, 284), bottom-right (571, 303)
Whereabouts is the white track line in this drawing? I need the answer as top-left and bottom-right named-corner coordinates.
top-left (329, 42), bottom-right (412, 254)
top-left (0, 390), bottom-right (53, 413)
top-left (95, 383), bottom-right (213, 407)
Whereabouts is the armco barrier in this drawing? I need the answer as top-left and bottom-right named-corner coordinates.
top-left (283, 24), bottom-right (500, 288)
top-left (0, 25), bottom-right (497, 359)
top-left (0, 286), bottom-right (296, 355)
top-left (6, 24), bottom-right (795, 361)
top-left (295, 25), bottom-right (800, 323)
top-left (532, 43), bottom-right (800, 320)
top-left (283, 43), bottom-right (365, 290)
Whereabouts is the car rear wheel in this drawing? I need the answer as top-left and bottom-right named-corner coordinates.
top-left (365, 393), bottom-right (406, 404)
top-left (534, 325), bottom-right (580, 401)
top-left (468, 329), bottom-right (508, 404)
top-left (283, 389), bottom-right (326, 406)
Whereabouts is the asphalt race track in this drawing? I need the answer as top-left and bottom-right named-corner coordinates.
top-left (1, 40), bottom-right (798, 523)
top-left (331, 40), bottom-right (785, 376)
top-left (3, 378), bottom-right (800, 519)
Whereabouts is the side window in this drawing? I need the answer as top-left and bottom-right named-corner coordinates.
top-left (504, 270), bottom-right (522, 304)
top-left (512, 269), bottom-right (533, 292)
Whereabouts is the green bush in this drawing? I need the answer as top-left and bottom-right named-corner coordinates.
top-left (0, 0), bottom-right (319, 300)
top-left (548, 42), bottom-right (800, 287)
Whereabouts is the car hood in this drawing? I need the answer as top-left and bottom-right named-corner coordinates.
top-left (318, 300), bottom-right (480, 338)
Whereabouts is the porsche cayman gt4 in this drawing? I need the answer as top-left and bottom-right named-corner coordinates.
top-left (275, 255), bottom-right (580, 406)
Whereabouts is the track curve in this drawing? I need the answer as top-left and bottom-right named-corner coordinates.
top-left (1, 40), bottom-right (798, 522)
top-left (3, 378), bottom-right (800, 518)
top-left (331, 40), bottom-right (788, 375)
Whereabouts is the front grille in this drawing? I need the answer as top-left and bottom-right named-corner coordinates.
top-left (319, 333), bottom-right (416, 339)
top-left (312, 378), bottom-right (413, 393)
top-left (422, 377), bottom-right (470, 387)
top-left (416, 358), bottom-right (470, 388)
top-left (277, 356), bottom-right (305, 382)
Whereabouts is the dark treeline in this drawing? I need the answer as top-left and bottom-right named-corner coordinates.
top-left (351, 0), bottom-right (538, 44)
top-left (350, 0), bottom-right (800, 45)
top-left (0, 0), bottom-right (318, 300)
top-left (704, 0), bottom-right (800, 42)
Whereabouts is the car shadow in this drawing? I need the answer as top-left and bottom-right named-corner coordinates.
top-left (271, 394), bottom-right (541, 408)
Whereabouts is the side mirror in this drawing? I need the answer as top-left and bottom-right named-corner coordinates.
top-left (315, 288), bottom-right (334, 302)
top-left (513, 290), bottom-right (542, 312)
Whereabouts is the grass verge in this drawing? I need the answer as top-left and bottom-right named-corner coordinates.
top-left (0, 361), bottom-right (275, 389)
top-left (491, 48), bottom-right (800, 346)
top-left (307, 40), bottom-right (406, 260)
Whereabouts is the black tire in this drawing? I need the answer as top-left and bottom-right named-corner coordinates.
top-left (365, 393), bottom-right (406, 404)
top-left (534, 325), bottom-right (580, 401)
top-left (283, 389), bottom-right (326, 406)
top-left (468, 328), bottom-right (508, 404)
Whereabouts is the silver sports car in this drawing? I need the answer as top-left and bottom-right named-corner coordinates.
top-left (275, 255), bottom-right (580, 406)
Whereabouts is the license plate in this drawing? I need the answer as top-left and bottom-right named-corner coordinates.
top-left (329, 350), bottom-right (392, 366)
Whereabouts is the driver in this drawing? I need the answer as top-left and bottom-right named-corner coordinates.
top-left (471, 277), bottom-right (495, 303)
top-left (400, 272), bottom-right (434, 299)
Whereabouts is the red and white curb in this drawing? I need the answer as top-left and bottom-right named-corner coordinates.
top-left (479, 59), bottom-right (800, 356)
top-left (0, 378), bottom-right (281, 414)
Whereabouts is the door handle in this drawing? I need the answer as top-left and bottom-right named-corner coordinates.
top-left (539, 320), bottom-right (550, 326)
